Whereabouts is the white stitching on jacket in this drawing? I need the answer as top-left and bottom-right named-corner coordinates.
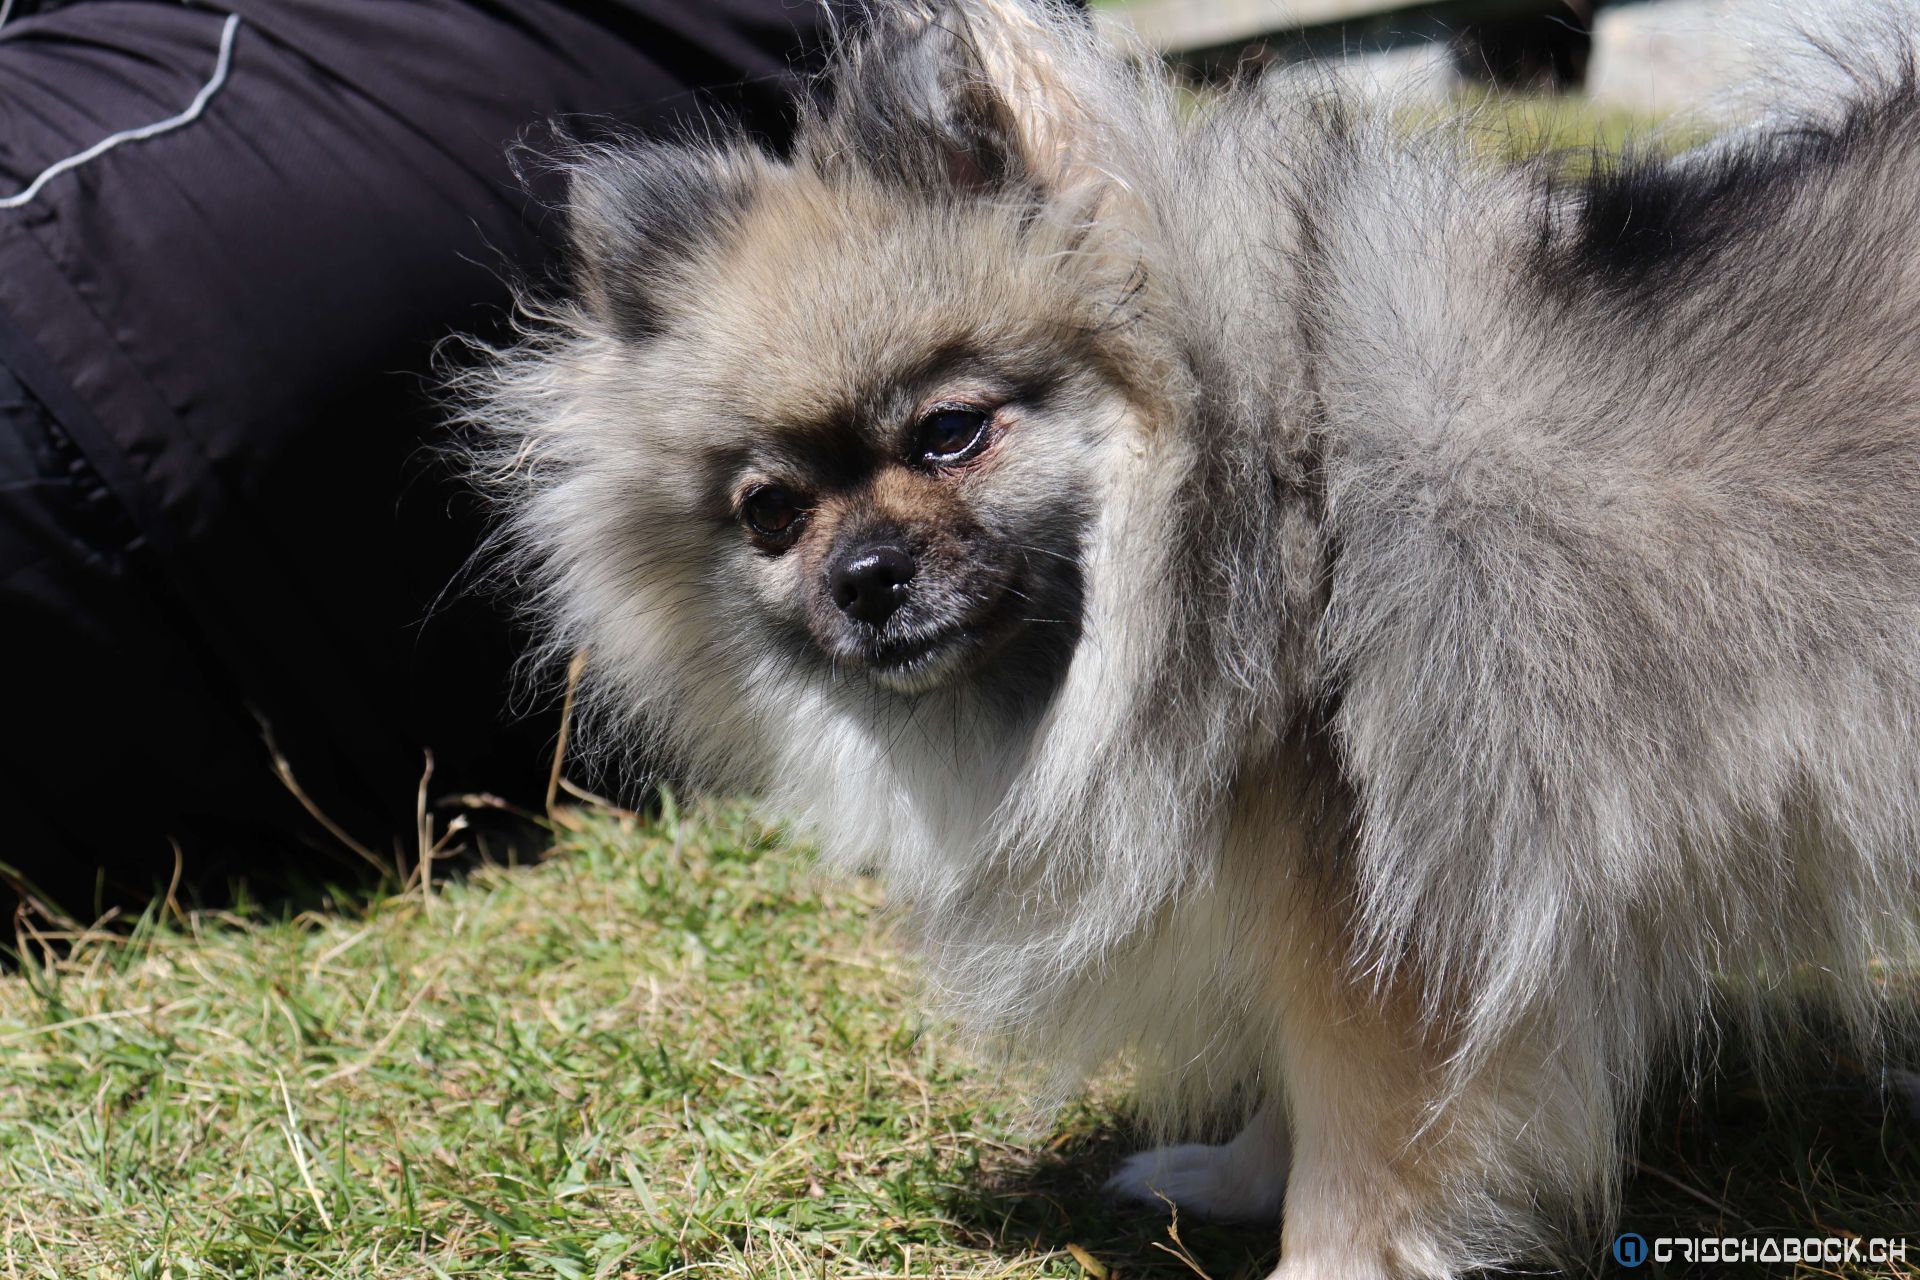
top-left (0, 13), bottom-right (242, 211)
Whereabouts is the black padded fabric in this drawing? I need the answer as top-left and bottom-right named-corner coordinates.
top-left (0, 0), bottom-right (838, 905)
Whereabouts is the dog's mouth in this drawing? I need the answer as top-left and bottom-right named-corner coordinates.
top-left (866, 629), bottom-right (979, 694)
top-left (859, 575), bottom-right (1028, 696)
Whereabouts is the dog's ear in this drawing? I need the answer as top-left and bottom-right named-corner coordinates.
top-left (810, 0), bottom-right (1102, 199)
top-left (563, 143), bottom-right (759, 343)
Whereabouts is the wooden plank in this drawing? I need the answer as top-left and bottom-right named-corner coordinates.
top-left (1099, 0), bottom-right (1573, 55)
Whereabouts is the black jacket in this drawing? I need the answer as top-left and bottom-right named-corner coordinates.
top-left (0, 0), bottom-right (835, 903)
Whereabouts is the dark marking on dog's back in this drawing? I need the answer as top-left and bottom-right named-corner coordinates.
top-left (1534, 68), bottom-right (1920, 305)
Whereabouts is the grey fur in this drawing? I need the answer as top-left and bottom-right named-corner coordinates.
top-left (453, 3), bottom-right (1920, 1273)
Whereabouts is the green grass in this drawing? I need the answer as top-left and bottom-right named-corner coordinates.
top-left (0, 800), bottom-right (1914, 1279)
top-left (0, 802), bottom-right (1269, 1279)
top-left (1413, 89), bottom-right (1710, 169)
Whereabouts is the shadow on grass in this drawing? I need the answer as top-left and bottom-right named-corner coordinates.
top-left (946, 1115), bottom-right (1280, 1280)
top-left (1611, 1038), bottom-right (1920, 1279)
top-left (0, 802), bottom-right (552, 971)
top-left (944, 1034), bottom-right (1920, 1280)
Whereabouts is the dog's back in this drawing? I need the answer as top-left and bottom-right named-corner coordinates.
top-left (1311, 23), bottom-right (1920, 1054)
top-left (1197, 23), bottom-right (1920, 1271)
top-left (986, 7), bottom-right (1920, 1268)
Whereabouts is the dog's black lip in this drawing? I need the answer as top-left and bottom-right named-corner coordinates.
top-left (861, 569), bottom-right (1027, 673)
top-left (869, 627), bottom-right (964, 670)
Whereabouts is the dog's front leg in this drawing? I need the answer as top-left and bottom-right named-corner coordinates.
top-left (1270, 993), bottom-right (1454, 1280)
top-left (1265, 937), bottom-right (1574, 1280)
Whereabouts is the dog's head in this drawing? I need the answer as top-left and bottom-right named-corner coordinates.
top-left (500, 0), bottom-right (1163, 745)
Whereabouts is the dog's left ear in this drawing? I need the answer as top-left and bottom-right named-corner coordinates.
top-left (810, 0), bottom-right (1103, 200)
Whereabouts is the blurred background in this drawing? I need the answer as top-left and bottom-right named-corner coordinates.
top-left (1097, 0), bottom-right (1738, 116)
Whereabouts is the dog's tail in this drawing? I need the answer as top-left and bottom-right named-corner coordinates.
top-left (1718, 0), bottom-right (1920, 129)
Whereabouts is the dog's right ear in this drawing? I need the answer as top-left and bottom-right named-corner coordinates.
top-left (807, 0), bottom-right (1103, 201)
top-left (564, 143), bottom-right (758, 344)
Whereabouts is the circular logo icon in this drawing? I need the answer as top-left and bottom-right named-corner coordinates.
top-left (1613, 1233), bottom-right (1649, 1268)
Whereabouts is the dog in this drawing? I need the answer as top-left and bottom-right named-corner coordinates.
top-left (457, 2), bottom-right (1920, 1273)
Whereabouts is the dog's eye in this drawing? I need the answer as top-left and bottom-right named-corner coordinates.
top-left (913, 406), bottom-right (991, 466)
top-left (741, 484), bottom-right (804, 546)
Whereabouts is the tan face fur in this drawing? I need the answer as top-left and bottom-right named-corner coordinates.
top-left (616, 154), bottom-right (1133, 699)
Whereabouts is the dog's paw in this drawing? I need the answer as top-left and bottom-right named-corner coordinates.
top-left (1103, 1141), bottom-right (1287, 1223)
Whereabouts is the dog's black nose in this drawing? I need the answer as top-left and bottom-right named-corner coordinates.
top-left (830, 544), bottom-right (914, 626)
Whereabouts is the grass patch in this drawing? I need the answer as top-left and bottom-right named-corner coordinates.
top-left (0, 802), bottom-right (1915, 1278)
top-left (0, 804), bottom-right (1272, 1279)
top-left (1408, 90), bottom-right (1711, 170)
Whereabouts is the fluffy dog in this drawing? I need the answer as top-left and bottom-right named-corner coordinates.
top-left (459, 2), bottom-right (1920, 1273)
